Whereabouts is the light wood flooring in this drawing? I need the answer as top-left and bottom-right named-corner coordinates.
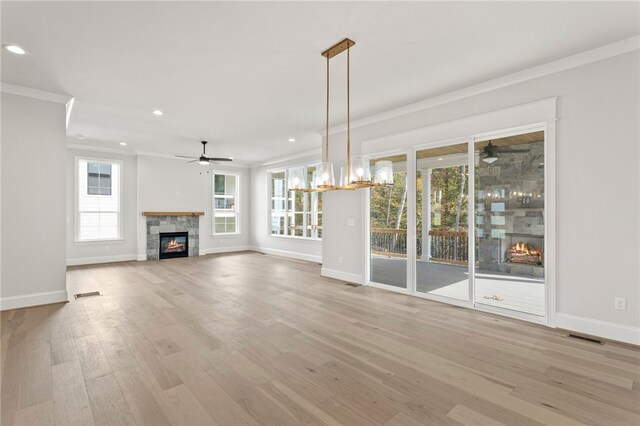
top-left (2, 251), bottom-right (639, 425)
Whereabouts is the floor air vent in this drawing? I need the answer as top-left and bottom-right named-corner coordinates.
top-left (74, 291), bottom-right (102, 299)
top-left (568, 334), bottom-right (604, 345)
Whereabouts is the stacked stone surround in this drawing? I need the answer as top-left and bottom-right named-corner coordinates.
top-left (477, 141), bottom-right (545, 278)
top-left (146, 215), bottom-right (199, 260)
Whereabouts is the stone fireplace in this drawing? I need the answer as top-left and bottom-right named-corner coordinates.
top-left (142, 212), bottom-right (203, 260)
top-left (476, 140), bottom-right (544, 278)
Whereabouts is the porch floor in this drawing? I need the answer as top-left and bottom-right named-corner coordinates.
top-left (371, 256), bottom-right (545, 316)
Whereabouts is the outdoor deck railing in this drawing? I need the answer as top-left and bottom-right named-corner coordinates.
top-left (370, 228), bottom-right (469, 265)
top-left (370, 228), bottom-right (408, 258)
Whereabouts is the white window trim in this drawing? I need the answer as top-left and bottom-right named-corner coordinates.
top-left (212, 171), bottom-right (240, 236)
top-left (74, 156), bottom-right (124, 243)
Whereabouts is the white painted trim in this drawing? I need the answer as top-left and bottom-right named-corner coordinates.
top-left (325, 36), bottom-right (639, 135)
top-left (67, 254), bottom-right (137, 266)
top-left (253, 246), bottom-right (322, 264)
top-left (137, 254), bottom-right (146, 261)
top-left (1, 290), bottom-right (68, 311)
top-left (1, 82), bottom-right (72, 104)
top-left (203, 245), bottom-right (252, 255)
top-left (66, 98), bottom-right (75, 129)
top-left (254, 149), bottom-right (323, 168)
top-left (556, 313), bottom-right (640, 346)
top-left (361, 98), bottom-right (557, 155)
top-left (321, 267), bottom-right (363, 285)
top-left (67, 143), bottom-right (136, 156)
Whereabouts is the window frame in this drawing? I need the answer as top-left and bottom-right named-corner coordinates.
top-left (268, 166), bottom-right (322, 241)
top-left (74, 156), bottom-right (123, 243)
top-left (212, 171), bottom-right (240, 236)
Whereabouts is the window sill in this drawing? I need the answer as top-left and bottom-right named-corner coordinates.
top-left (211, 233), bottom-right (242, 238)
top-left (73, 238), bottom-right (125, 244)
top-left (268, 235), bottom-right (322, 243)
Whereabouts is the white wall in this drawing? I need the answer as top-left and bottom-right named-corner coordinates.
top-left (249, 154), bottom-right (323, 263)
top-left (136, 155), bottom-right (251, 259)
top-left (66, 149), bottom-right (138, 265)
top-left (1, 93), bottom-right (68, 309)
top-left (322, 50), bottom-right (640, 343)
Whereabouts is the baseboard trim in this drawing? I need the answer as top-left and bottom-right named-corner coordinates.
top-left (67, 254), bottom-right (138, 266)
top-left (321, 267), bottom-right (363, 285)
top-left (251, 246), bottom-right (322, 264)
top-left (1, 290), bottom-right (69, 311)
top-left (203, 246), bottom-right (253, 255)
top-left (556, 313), bottom-right (640, 346)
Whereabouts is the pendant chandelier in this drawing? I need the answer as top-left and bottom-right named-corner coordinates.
top-left (289, 38), bottom-right (393, 193)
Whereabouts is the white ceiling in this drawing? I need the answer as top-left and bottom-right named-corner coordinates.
top-left (2, 1), bottom-right (638, 164)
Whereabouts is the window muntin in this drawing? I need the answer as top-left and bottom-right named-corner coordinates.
top-left (87, 162), bottom-right (112, 195)
top-left (269, 166), bottom-right (322, 239)
top-left (76, 158), bottom-right (121, 241)
top-left (213, 173), bottom-right (239, 234)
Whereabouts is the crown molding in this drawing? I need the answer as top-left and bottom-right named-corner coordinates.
top-left (66, 143), bottom-right (136, 156)
top-left (252, 148), bottom-right (322, 168)
top-left (1, 82), bottom-right (73, 104)
top-left (324, 35), bottom-right (639, 136)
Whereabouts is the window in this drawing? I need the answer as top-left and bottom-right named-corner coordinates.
top-left (76, 158), bottom-right (121, 241)
top-left (269, 166), bottom-right (322, 239)
top-left (87, 163), bottom-right (112, 195)
top-left (213, 173), bottom-right (239, 234)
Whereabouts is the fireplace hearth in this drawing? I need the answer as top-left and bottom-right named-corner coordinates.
top-left (159, 232), bottom-right (189, 259)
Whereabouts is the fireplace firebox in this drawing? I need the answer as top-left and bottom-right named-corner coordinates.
top-left (159, 232), bottom-right (189, 259)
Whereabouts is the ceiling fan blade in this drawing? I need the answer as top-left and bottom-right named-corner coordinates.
top-left (207, 157), bottom-right (233, 162)
top-left (497, 149), bottom-right (529, 153)
top-left (176, 155), bottom-right (198, 159)
top-left (187, 159), bottom-right (199, 163)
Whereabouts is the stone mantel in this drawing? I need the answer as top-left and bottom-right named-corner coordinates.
top-left (142, 211), bottom-right (204, 216)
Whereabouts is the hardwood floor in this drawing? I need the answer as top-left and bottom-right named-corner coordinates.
top-left (2, 251), bottom-right (639, 425)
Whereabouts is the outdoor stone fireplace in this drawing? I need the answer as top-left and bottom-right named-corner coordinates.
top-left (142, 212), bottom-right (203, 260)
top-left (476, 141), bottom-right (544, 278)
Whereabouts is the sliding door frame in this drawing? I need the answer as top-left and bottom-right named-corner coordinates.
top-left (365, 120), bottom-right (556, 328)
top-left (365, 149), bottom-right (413, 295)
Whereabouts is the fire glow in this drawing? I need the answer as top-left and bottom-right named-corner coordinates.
top-left (163, 239), bottom-right (185, 253)
top-left (506, 242), bottom-right (542, 265)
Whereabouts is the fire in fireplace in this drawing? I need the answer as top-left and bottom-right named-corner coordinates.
top-left (159, 232), bottom-right (189, 259)
top-left (506, 242), bottom-right (542, 265)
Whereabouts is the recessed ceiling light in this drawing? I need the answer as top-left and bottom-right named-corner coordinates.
top-left (119, 142), bottom-right (128, 146)
top-left (152, 110), bottom-right (164, 116)
top-left (288, 138), bottom-right (296, 143)
top-left (3, 44), bottom-right (26, 55)
top-left (76, 134), bottom-right (84, 140)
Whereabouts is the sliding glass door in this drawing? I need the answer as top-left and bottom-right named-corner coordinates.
top-left (474, 132), bottom-right (546, 316)
top-left (369, 154), bottom-right (408, 290)
top-left (367, 128), bottom-right (548, 323)
top-left (415, 143), bottom-right (470, 301)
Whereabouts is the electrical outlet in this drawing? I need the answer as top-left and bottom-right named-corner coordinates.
top-left (615, 298), bottom-right (626, 311)
top-left (339, 256), bottom-right (344, 264)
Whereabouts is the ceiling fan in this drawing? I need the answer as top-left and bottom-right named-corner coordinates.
top-left (481, 141), bottom-right (529, 164)
top-left (176, 141), bottom-right (233, 165)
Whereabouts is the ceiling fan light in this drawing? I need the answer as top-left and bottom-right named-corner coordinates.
top-left (198, 157), bottom-right (209, 165)
top-left (483, 156), bottom-right (498, 164)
